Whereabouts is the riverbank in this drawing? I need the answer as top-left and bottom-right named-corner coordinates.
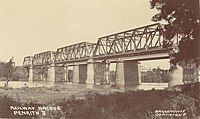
top-left (0, 82), bottom-right (199, 119)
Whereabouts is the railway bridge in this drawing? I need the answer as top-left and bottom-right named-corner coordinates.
top-left (23, 23), bottom-right (198, 87)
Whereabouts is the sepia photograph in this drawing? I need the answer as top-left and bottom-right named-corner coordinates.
top-left (0, 0), bottom-right (199, 118)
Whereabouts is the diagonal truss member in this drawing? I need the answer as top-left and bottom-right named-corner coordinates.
top-left (55, 42), bottom-right (96, 62)
top-left (32, 51), bottom-right (56, 66)
top-left (93, 23), bottom-right (179, 57)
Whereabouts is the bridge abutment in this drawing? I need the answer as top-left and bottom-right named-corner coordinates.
top-left (183, 62), bottom-right (199, 83)
top-left (168, 65), bottom-right (184, 87)
top-left (169, 62), bottom-right (200, 87)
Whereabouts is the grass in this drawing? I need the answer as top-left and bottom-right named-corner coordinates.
top-left (0, 85), bottom-right (121, 104)
top-left (0, 83), bottom-right (199, 119)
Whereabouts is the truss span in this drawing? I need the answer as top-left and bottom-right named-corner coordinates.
top-left (93, 23), bottom-right (179, 59)
top-left (55, 42), bottom-right (96, 63)
top-left (23, 56), bottom-right (33, 67)
top-left (23, 23), bottom-right (181, 67)
top-left (32, 51), bottom-right (56, 66)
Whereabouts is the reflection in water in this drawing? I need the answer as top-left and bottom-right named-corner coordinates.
top-left (0, 81), bottom-right (168, 91)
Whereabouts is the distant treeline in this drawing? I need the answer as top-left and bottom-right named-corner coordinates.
top-left (0, 62), bottom-right (28, 81)
top-left (141, 67), bottom-right (171, 83)
top-left (0, 61), bottom-right (171, 83)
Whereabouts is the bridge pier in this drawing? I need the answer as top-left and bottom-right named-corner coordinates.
top-left (64, 64), bottom-right (69, 82)
top-left (104, 60), bottom-right (110, 85)
top-left (72, 63), bottom-right (79, 83)
top-left (55, 65), bottom-right (65, 83)
top-left (72, 63), bottom-right (87, 84)
top-left (124, 60), bottom-right (141, 87)
top-left (32, 67), bottom-right (39, 82)
top-left (86, 59), bottom-right (95, 84)
top-left (115, 58), bottom-right (125, 87)
top-left (47, 63), bottom-right (56, 83)
top-left (28, 66), bottom-right (33, 82)
top-left (94, 60), bottom-right (110, 85)
top-left (79, 64), bottom-right (87, 84)
top-left (115, 59), bottom-right (141, 88)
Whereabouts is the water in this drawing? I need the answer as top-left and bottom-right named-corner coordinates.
top-left (0, 81), bottom-right (168, 90)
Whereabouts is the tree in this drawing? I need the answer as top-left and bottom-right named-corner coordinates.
top-left (12, 66), bottom-right (28, 81)
top-left (141, 67), bottom-right (171, 83)
top-left (1, 57), bottom-right (15, 87)
top-left (150, 0), bottom-right (200, 67)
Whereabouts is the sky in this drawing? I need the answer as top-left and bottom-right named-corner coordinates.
top-left (0, 0), bottom-right (167, 67)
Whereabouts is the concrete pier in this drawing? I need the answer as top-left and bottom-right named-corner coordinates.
top-left (115, 58), bottom-right (125, 87)
top-left (124, 60), bottom-right (141, 87)
top-left (28, 66), bottom-right (33, 82)
top-left (115, 59), bottom-right (141, 88)
top-left (104, 60), bottom-right (110, 85)
top-left (72, 63), bottom-right (79, 83)
top-left (86, 59), bottom-right (95, 84)
top-left (94, 61), bottom-right (110, 85)
top-left (79, 64), bottom-right (87, 84)
top-left (64, 64), bottom-right (69, 82)
top-left (47, 63), bottom-right (56, 83)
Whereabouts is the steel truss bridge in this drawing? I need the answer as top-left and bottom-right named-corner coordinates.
top-left (23, 23), bottom-right (180, 67)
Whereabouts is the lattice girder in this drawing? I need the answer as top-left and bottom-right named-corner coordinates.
top-left (55, 42), bottom-right (96, 62)
top-left (23, 56), bottom-right (33, 67)
top-left (23, 23), bottom-right (181, 66)
top-left (32, 51), bottom-right (55, 66)
top-left (93, 23), bottom-right (180, 57)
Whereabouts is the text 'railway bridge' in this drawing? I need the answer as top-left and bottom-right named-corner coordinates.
top-left (23, 23), bottom-right (199, 87)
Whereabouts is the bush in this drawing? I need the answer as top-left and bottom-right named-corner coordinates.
top-left (54, 90), bottom-right (176, 119)
top-left (0, 83), bottom-right (200, 119)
